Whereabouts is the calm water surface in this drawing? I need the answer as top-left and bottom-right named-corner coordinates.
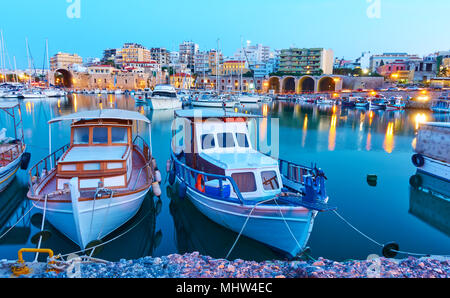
top-left (0, 94), bottom-right (449, 262)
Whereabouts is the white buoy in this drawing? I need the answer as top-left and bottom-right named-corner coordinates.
top-left (152, 181), bottom-right (161, 197)
top-left (155, 170), bottom-right (162, 183)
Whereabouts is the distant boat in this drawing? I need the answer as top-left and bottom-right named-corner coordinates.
top-left (191, 94), bottom-right (238, 108)
top-left (169, 109), bottom-right (335, 257)
top-left (27, 109), bottom-right (157, 249)
top-left (386, 96), bottom-right (406, 110)
top-left (430, 93), bottom-right (450, 113)
top-left (147, 85), bottom-right (182, 110)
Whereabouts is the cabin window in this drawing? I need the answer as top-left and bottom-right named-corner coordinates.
top-left (92, 127), bottom-right (108, 144)
top-left (217, 133), bottom-right (235, 148)
top-left (84, 163), bottom-right (101, 171)
top-left (261, 171), bottom-right (280, 191)
top-left (231, 172), bottom-right (257, 193)
top-left (235, 133), bottom-right (249, 148)
top-left (111, 127), bottom-right (128, 143)
top-left (201, 134), bottom-right (215, 150)
top-left (73, 127), bottom-right (89, 144)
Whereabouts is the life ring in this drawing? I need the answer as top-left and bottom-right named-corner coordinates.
top-left (411, 154), bottom-right (425, 167)
top-left (195, 174), bottom-right (205, 193)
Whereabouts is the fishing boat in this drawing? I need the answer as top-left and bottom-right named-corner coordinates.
top-left (386, 96), bottom-right (406, 110)
top-left (412, 122), bottom-right (450, 182)
top-left (147, 84), bottom-right (182, 110)
top-left (316, 97), bottom-right (335, 105)
top-left (430, 93), bottom-right (450, 113)
top-left (168, 110), bottom-right (335, 257)
top-left (27, 109), bottom-right (159, 249)
top-left (354, 97), bottom-right (369, 108)
top-left (0, 102), bottom-right (31, 192)
top-left (192, 94), bottom-right (238, 108)
top-left (368, 96), bottom-right (388, 110)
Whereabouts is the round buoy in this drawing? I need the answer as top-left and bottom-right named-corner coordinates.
top-left (152, 181), bottom-right (162, 197)
top-left (30, 230), bottom-right (52, 244)
top-left (85, 240), bottom-right (104, 257)
top-left (31, 213), bottom-right (44, 228)
top-left (382, 242), bottom-right (399, 258)
top-left (20, 152), bottom-right (31, 170)
top-left (168, 170), bottom-right (176, 186)
top-left (409, 174), bottom-right (423, 188)
top-left (411, 154), bottom-right (425, 167)
top-left (178, 182), bottom-right (187, 199)
top-left (367, 174), bottom-right (377, 187)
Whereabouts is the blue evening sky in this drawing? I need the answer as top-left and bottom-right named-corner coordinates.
top-left (0, 0), bottom-right (449, 68)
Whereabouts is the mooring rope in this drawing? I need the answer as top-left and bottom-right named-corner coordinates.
top-left (332, 210), bottom-right (450, 258)
top-left (0, 196), bottom-right (44, 241)
top-left (34, 194), bottom-right (48, 262)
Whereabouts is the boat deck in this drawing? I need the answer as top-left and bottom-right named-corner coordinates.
top-left (0, 143), bottom-right (22, 167)
top-left (35, 148), bottom-right (151, 201)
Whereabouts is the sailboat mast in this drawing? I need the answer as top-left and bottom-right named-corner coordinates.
top-left (13, 56), bottom-right (17, 83)
top-left (0, 30), bottom-right (5, 83)
top-left (46, 39), bottom-right (50, 87)
top-left (26, 38), bottom-right (31, 86)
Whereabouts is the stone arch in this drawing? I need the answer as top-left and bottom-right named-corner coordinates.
top-left (54, 69), bottom-right (73, 88)
top-left (282, 76), bottom-right (296, 93)
top-left (298, 76), bottom-right (316, 93)
top-left (268, 77), bottom-right (281, 94)
top-left (318, 76), bottom-right (336, 92)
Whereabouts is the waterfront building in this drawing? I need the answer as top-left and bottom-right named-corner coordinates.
top-left (116, 43), bottom-right (151, 68)
top-left (377, 60), bottom-right (413, 82)
top-left (437, 51), bottom-right (450, 77)
top-left (87, 64), bottom-right (119, 75)
top-left (179, 41), bottom-right (199, 71)
top-left (406, 54), bottom-right (438, 82)
top-left (208, 49), bottom-right (223, 76)
top-left (150, 48), bottom-right (170, 66)
top-left (194, 51), bottom-right (210, 74)
top-left (369, 53), bottom-right (421, 72)
top-left (197, 74), bottom-right (264, 92)
top-left (102, 48), bottom-right (117, 64)
top-left (170, 51), bottom-right (180, 64)
top-left (170, 73), bottom-right (195, 89)
top-left (122, 60), bottom-right (161, 74)
top-left (234, 41), bottom-right (271, 64)
top-left (50, 52), bottom-right (83, 71)
top-left (83, 57), bottom-right (101, 67)
top-left (220, 60), bottom-right (247, 76)
top-left (278, 48), bottom-right (334, 75)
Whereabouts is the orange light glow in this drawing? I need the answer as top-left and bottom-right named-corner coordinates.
top-left (383, 122), bottom-right (395, 154)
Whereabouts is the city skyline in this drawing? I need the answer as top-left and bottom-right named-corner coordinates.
top-left (0, 0), bottom-right (449, 69)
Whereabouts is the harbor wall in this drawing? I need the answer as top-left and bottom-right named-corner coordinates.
top-left (342, 76), bottom-right (385, 90)
top-left (416, 123), bottom-right (450, 163)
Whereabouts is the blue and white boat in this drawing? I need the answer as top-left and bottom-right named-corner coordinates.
top-left (168, 110), bottom-right (335, 258)
top-left (430, 93), bottom-right (450, 113)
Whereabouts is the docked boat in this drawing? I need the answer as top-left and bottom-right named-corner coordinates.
top-left (168, 110), bottom-right (335, 257)
top-left (316, 97), bottom-right (335, 105)
top-left (355, 97), bottom-right (369, 108)
top-left (430, 93), bottom-right (450, 113)
top-left (147, 85), bottom-right (182, 110)
top-left (236, 93), bottom-right (261, 104)
top-left (386, 96), bottom-right (406, 110)
top-left (368, 96), bottom-right (388, 110)
top-left (27, 109), bottom-right (159, 249)
top-left (412, 122), bottom-right (449, 182)
top-left (192, 94), bottom-right (238, 108)
top-left (0, 102), bottom-right (31, 191)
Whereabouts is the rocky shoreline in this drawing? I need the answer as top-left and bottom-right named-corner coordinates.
top-left (1, 252), bottom-right (449, 278)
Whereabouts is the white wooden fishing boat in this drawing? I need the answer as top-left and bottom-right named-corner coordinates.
top-left (0, 102), bottom-right (31, 192)
top-left (148, 85), bottom-right (182, 110)
top-left (386, 96), bottom-right (405, 110)
top-left (168, 110), bottom-right (335, 257)
top-left (412, 122), bottom-right (450, 182)
top-left (191, 94), bottom-right (238, 108)
top-left (27, 109), bottom-right (159, 249)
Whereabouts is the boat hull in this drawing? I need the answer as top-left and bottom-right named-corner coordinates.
top-left (180, 178), bottom-right (315, 257)
top-left (0, 153), bottom-right (23, 192)
top-left (31, 187), bottom-right (150, 249)
top-left (416, 156), bottom-right (450, 182)
top-left (148, 97), bottom-right (182, 110)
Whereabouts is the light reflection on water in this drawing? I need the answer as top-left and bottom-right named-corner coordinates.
top-left (0, 95), bottom-right (449, 262)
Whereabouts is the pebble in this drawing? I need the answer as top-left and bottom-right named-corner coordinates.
top-left (1, 251), bottom-right (448, 278)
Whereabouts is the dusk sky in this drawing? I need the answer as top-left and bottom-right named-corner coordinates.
top-left (0, 0), bottom-right (449, 68)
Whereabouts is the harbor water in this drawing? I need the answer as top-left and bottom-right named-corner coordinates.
top-left (0, 94), bottom-right (449, 263)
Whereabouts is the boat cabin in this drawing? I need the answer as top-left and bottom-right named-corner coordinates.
top-left (56, 118), bottom-right (134, 191)
top-left (173, 110), bottom-right (282, 200)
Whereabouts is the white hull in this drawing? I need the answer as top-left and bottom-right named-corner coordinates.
top-left (192, 101), bottom-right (237, 108)
top-left (182, 178), bottom-right (315, 257)
top-left (148, 97), bottom-right (182, 110)
top-left (32, 186), bottom-right (150, 249)
top-left (237, 96), bottom-right (260, 104)
top-left (416, 156), bottom-right (450, 182)
top-left (0, 153), bottom-right (22, 192)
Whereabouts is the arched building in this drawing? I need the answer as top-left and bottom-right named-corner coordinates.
top-left (265, 75), bottom-right (343, 94)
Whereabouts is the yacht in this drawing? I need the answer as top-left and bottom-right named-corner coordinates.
top-left (148, 85), bottom-right (182, 110)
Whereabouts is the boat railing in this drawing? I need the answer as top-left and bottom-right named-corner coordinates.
top-left (0, 143), bottom-right (23, 164)
top-left (28, 144), bottom-right (70, 193)
top-left (133, 135), bottom-right (151, 162)
top-left (278, 158), bottom-right (314, 185)
top-left (171, 152), bottom-right (246, 205)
